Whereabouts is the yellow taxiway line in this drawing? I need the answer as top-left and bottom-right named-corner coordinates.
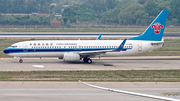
top-left (0, 58), bottom-right (6, 60)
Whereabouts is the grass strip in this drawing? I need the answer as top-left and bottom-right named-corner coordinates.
top-left (0, 70), bottom-right (179, 81)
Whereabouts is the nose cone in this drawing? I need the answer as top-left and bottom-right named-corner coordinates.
top-left (3, 48), bottom-right (9, 54)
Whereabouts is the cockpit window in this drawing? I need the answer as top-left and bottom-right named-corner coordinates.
top-left (10, 46), bottom-right (17, 48)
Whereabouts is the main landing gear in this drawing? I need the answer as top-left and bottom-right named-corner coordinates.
top-left (83, 57), bottom-right (92, 64)
top-left (19, 59), bottom-right (23, 63)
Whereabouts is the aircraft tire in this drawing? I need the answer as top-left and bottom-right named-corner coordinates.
top-left (19, 59), bottom-right (23, 63)
top-left (87, 59), bottom-right (92, 64)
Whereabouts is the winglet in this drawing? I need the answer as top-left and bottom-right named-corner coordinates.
top-left (96, 34), bottom-right (102, 40)
top-left (114, 39), bottom-right (126, 51)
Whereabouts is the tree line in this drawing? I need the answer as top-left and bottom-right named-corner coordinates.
top-left (0, 0), bottom-right (180, 26)
top-left (62, 0), bottom-right (180, 26)
top-left (0, 15), bottom-right (52, 25)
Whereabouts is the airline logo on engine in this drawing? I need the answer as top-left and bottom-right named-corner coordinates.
top-left (151, 23), bottom-right (164, 34)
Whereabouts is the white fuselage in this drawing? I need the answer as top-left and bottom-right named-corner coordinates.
top-left (5, 40), bottom-right (163, 58)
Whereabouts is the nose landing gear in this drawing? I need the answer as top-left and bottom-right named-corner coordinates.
top-left (19, 59), bottom-right (23, 63)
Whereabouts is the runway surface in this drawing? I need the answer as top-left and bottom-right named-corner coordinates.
top-left (0, 56), bottom-right (180, 71)
top-left (0, 81), bottom-right (179, 101)
top-left (1, 57), bottom-right (180, 101)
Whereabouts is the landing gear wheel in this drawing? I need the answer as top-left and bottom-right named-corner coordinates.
top-left (19, 59), bottom-right (23, 63)
top-left (87, 59), bottom-right (92, 64)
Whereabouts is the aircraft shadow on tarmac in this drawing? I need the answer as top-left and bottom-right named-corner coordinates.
top-left (10, 59), bottom-right (115, 66)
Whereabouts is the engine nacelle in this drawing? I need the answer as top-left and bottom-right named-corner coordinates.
top-left (63, 53), bottom-right (80, 62)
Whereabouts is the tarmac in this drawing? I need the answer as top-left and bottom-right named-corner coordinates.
top-left (0, 81), bottom-right (179, 101)
top-left (0, 56), bottom-right (180, 101)
top-left (0, 56), bottom-right (180, 71)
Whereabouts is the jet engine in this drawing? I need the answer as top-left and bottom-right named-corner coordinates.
top-left (63, 53), bottom-right (80, 62)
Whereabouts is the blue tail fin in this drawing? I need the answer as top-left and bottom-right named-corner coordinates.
top-left (128, 10), bottom-right (169, 41)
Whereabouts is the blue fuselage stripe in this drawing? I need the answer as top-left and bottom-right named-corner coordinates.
top-left (4, 48), bottom-right (130, 54)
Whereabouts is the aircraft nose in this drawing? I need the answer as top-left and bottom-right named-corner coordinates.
top-left (3, 48), bottom-right (8, 54)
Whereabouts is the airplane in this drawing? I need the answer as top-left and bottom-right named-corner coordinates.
top-left (3, 10), bottom-right (169, 64)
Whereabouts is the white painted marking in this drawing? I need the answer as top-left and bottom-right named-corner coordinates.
top-left (79, 80), bottom-right (180, 101)
top-left (32, 65), bottom-right (44, 68)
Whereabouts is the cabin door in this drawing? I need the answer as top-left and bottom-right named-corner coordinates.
top-left (138, 42), bottom-right (142, 51)
top-left (23, 43), bottom-right (28, 52)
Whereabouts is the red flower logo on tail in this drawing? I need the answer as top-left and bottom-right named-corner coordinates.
top-left (151, 23), bottom-right (164, 34)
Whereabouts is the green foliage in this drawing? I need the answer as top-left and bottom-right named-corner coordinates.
top-left (0, 0), bottom-right (52, 14)
top-left (0, 0), bottom-right (180, 25)
top-left (118, 3), bottom-right (146, 25)
top-left (101, 8), bottom-right (120, 23)
top-left (137, 0), bottom-right (147, 4)
top-left (0, 15), bottom-right (50, 25)
top-left (170, 0), bottom-right (180, 23)
top-left (63, 17), bottom-right (68, 24)
top-left (145, 0), bottom-right (159, 16)
top-left (63, 4), bottom-right (96, 22)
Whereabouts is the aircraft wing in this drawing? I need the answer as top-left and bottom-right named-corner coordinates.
top-left (79, 39), bottom-right (127, 57)
top-left (79, 50), bottom-right (110, 57)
